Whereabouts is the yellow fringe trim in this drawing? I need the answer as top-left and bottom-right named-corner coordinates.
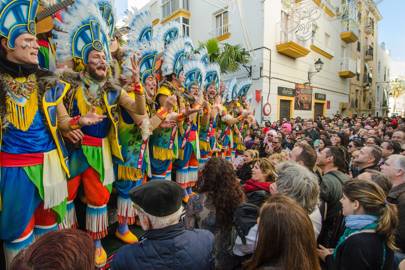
top-left (178, 149), bottom-right (184, 160)
top-left (199, 141), bottom-right (210, 152)
top-left (118, 165), bottom-right (143, 181)
top-left (237, 144), bottom-right (246, 151)
top-left (76, 85), bottom-right (105, 115)
top-left (152, 145), bottom-right (175, 161)
top-left (6, 89), bottom-right (38, 131)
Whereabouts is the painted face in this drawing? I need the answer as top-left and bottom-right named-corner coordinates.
top-left (5, 33), bottom-right (39, 65)
top-left (87, 50), bottom-right (108, 80)
top-left (145, 75), bottom-right (157, 97)
top-left (190, 84), bottom-right (199, 97)
top-left (207, 84), bottom-right (217, 99)
top-left (178, 71), bottom-right (185, 84)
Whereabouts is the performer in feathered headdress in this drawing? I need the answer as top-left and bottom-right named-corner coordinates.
top-left (148, 37), bottom-right (191, 181)
top-left (173, 60), bottom-right (209, 202)
top-left (112, 9), bottom-right (168, 245)
top-left (0, 0), bottom-right (107, 265)
top-left (199, 62), bottom-right (221, 168)
top-left (53, 1), bottom-right (175, 266)
top-left (155, 20), bottom-right (183, 47)
top-left (232, 79), bottom-right (253, 156)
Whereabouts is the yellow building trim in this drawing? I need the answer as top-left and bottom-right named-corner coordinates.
top-left (152, 18), bottom-right (160, 26)
top-left (217, 32), bottom-right (231, 41)
top-left (313, 99), bottom-right (327, 117)
top-left (338, 71), bottom-right (355, 78)
top-left (161, 9), bottom-right (191, 24)
top-left (340, 31), bottom-right (358, 43)
top-left (277, 96), bottom-right (295, 120)
top-left (310, 44), bottom-right (333, 59)
top-left (312, 0), bottom-right (321, 6)
top-left (323, 5), bottom-right (335, 17)
top-left (276, 41), bottom-right (310, 59)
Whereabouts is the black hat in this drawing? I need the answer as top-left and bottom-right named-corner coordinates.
top-left (130, 180), bottom-right (183, 217)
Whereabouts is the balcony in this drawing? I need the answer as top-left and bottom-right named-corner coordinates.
top-left (276, 29), bottom-right (310, 59)
top-left (311, 40), bottom-right (334, 59)
top-left (322, 0), bottom-right (336, 17)
top-left (340, 20), bottom-right (359, 43)
top-left (339, 57), bottom-right (356, 78)
top-left (215, 24), bottom-right (231, 41)
top-left (365, 46), bottom-right (374, 61)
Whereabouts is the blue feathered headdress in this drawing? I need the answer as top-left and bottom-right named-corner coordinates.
top-left (204, 63), bottom-right (220, 91)
top-left (0, 0), bottom-right (39, 49)
top-left (183, 61), bottom-right (205, 92)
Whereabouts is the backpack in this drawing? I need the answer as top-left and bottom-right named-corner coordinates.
top-left (233, 203), bottom-right (259, 245)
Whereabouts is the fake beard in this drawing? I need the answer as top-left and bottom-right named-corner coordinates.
top-left (87, 59), bottom-right (107, 81)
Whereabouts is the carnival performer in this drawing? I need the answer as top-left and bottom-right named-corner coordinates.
top-left (112, 9), bottom-right (168, 245)
top-left (53, 1), bottom-right (175, 267)
top-left (0, 0), bottom-right (105, 265)
top-left (199, 62), bottom-right (221, 168)
top-left (174, 60), bottom-right (209, 202)
top-left (148, 33), bottom-right (190, 181)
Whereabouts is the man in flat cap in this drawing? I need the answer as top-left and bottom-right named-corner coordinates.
top-left (111, 180), bottom-right (215, 270)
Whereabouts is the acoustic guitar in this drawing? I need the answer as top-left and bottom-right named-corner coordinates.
top-left (36, 0), bottom-right (75, 34)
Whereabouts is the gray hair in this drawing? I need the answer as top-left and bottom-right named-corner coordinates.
top-left (136, 206), bottom-right (184, 230)
top-left (389, 154), bottom-right (405, 172)
top-left (275, 161), bottom-right (320, 213)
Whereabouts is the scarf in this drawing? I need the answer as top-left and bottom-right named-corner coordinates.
top-left (333, 214), bottom-right (378, 258)
top-left (0, 53), bottom-right (38, 78)
top-left (243, 179), bottom-right (271, 193)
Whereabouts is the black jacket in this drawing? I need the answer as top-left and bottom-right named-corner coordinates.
top-left (325, 232), bottom-right (394, 270)
top-left (387, 182), bottom-right (405, 252)
top-left (112, 223), bottom-right (215, 270)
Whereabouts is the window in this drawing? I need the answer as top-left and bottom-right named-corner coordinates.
top-left (182, 0), bottom-right (189, 10)
top-left (176, 17), bottom-right (190, 37)
top-left (215, 9), bottom-right (229, 37)
top-left (162, 0), bottom-right (179, 18)
top-left (357, 41), bottom-right (361, 52)
top-left (280, 10), bottom-right (289, 42)
top-left (378, 61), bottom-right (381, 73)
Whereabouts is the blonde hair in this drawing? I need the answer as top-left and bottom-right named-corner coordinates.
top-left (268, 152), bottom-right (288, 166)
top-left (344, 179), bottom-right (398, 250)
top-left (244, 149), bottom-right (259, 160)
top-left (254, 158), bottom-right (277, 182)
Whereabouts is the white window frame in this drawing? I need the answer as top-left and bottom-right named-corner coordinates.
top-left (214, 9), bottom-right (229, 37)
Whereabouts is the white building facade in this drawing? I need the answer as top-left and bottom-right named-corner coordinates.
top-left (140, 0), bottom-right (373, 122)
top-left (375, 42), bottom-right (391, 117)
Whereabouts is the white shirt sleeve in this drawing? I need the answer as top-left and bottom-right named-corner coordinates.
top-left (232, 224), bottom-right (258, 256)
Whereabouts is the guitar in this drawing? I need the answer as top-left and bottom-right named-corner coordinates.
top-left (36, 0), bottom-right (75, 34)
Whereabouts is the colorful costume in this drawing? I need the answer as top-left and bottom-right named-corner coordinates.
top-left (0, 0), bottom-right (73, 264)
top-left (149, 34), bottom-right (189, 181)
top-left (199, 63), bottom-right (221, 168)
top-left (173, 60), bottom-right (206, 199)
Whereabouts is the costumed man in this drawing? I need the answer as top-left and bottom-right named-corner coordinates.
top-left (149, 35), bottom-right (188, 181)
top-left (174, 60), bottom-right (209, 203)
top-left (0, 0), bottom-right (105, 265)
top-left (53, 1), bottom-right (175, 267)
top-left (199, 63), bottom-right (221, 168)
top-left (113, 10), bottom-right (168, 245)
top-left (232, 80), bottom-right (253, 156)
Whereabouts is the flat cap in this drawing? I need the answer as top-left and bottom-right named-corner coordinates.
top-left (130, 180), bottom-right (183, 217)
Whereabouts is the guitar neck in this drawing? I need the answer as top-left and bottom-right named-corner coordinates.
top-left (37, 0), bottom-right (73, 21)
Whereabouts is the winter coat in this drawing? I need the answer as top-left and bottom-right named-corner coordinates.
top-left (112, 223), bottom-right (214, 270)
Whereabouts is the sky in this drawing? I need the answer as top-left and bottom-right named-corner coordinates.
top-left (378, 0), bottom-right (405, 78)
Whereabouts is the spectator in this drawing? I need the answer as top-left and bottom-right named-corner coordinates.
top-left (242, 158), bottom-right (276, 207)
top-left (268, 152), bottom-right (288, 167)
top-left (316, 146), bottom-right (350, 247)
top-left (318, 179), bottom-right (397, 270)
top-left (392, 131), bottom-right (405, 145)
top-left (318, 137), bottom-right (332, 152)
top-left (381, 141), bottom-right (402, 160)
top-left (351, 145), bottom-right (382, 177)
top-left (274, 161), bottom-right (322, 238)
top-left (236, 150), bottom-right (259, 183)
top-left (185, 158), bottom-right (245, 269)
top-left (382, 155), bottom-right (405, 260)
top-left (366, 136), bottom-right (382, 146)
top-left (289, 142), bottom-right (317, 172)
top-left (112, 181), bottom-right (214, 270)
top-left (358, 169), bottom-right (392, 197)
top-left (244, 195), bottom-right (321, 270)
top-left (11, 229), bottom-right (94, 270)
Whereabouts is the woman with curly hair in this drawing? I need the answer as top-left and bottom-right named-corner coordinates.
top-left (185, 157), bottom-right (245, 270)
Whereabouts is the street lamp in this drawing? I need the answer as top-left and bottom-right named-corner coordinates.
top-left (307, 58), bottom-right (324, 85)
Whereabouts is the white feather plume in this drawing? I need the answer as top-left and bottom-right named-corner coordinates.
top-left (161, 37), bottom-right (187, 76)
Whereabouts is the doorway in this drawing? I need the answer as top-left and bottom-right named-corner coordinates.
top-left (314, 102), bottom-right (324, 119)
top-left (280, 99), bottom-right (292, 120)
